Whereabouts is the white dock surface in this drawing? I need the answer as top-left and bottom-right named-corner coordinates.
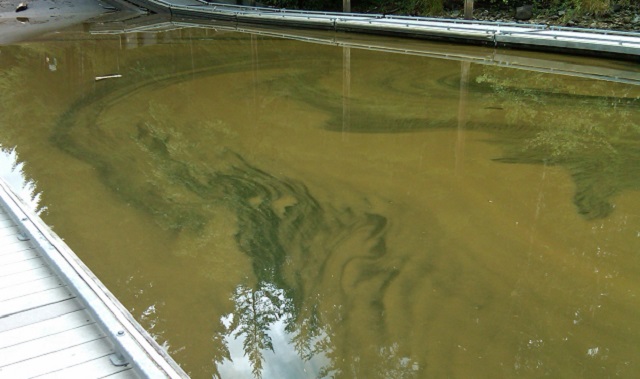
top-left (0, 205), bottom-right (139, 378)
top-left (0, 180), bottom-right (188, 379)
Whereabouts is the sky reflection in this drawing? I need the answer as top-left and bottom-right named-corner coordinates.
top-left (0, 145), bottom-right (43, 214)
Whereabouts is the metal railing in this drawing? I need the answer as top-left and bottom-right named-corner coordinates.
top-left (130, 0), bottom-right (640, 58)
top-left (196, 0), bottom-right (382, 18)
top-left (498, 29), bottom-right (640, 47)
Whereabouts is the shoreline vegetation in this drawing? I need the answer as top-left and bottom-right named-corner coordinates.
top-left (259, 0), bottom-right (640, 31)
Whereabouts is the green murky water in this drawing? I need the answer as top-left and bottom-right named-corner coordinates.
top-left (1, 21), bottom-right (640, 379)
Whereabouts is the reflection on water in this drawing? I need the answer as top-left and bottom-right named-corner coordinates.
top-left (1, 24), bottom-right (640, 379)
top-left (0, 146), bottom-right (43, 213)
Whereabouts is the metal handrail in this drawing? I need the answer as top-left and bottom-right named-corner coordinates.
top-left (177, 0), bottom-right (640, 40)
top-left (234, 11), bottom-right (343, 21)
top-left (351, 17), bottom-right (544, 30)
top-left (499, 29), bottom-right (640, 46)
top-left (196, 1), bottom-right (382, 18)
top-left (138, 0), bottom-right (640, 59)
top-left (340, 18), bottom-right (503, 35)
top-left (549, 25), bottom-right (640, 37)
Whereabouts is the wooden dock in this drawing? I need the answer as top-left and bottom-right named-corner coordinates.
top-left (0, 179), bottom-right (188, 379)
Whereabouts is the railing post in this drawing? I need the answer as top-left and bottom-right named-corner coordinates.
top-left (464, 0), bottom-right (474, 20)
top-left (343, 0), bottom-right (351, 13)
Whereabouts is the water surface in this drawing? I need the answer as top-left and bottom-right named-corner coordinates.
top-left (1, 22), bottom-right (640, 379)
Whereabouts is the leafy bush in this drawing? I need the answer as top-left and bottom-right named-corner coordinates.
top-left (260, 0), bottom-right (340, 10)
top-left (408, 0), bottom-right (444, 14)
top-left (574, 0), bottom-right (611, 14)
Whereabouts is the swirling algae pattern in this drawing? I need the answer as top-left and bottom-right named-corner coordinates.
top-left (1, 30), bottom-right (639, 378)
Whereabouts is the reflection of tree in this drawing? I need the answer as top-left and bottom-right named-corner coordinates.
top-left (219, 280), bottom-right (423, 379)
top-left (267, 59), bottom-right (640, 219)
top-left (224, 283), bottom-right (291, 379)
top-left (476, 68), bottom-right (640, 219)
top-left (211, 329), bottom-right (231, 379)
top-left (288, 297), bottom-right (324, 362)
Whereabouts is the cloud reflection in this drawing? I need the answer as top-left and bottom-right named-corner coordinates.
top-left (0, 145), bottom-right (44, 214)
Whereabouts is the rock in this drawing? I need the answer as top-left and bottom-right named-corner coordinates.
top-left (558, 10), bottom-right (566, 16)
top-left (515, 5), bottom-right (533, 21)
top-left (15, 2), bottom-right (28, 12)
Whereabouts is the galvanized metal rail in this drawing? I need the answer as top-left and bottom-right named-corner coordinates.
top-left (0, 178), bottom-right (189, 379)
top-left (122, 0), bottom-right (640, 59)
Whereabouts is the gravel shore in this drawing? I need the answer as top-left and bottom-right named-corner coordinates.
top-left (0, 0), bottom-right (108, 16)
top-left (0, 0), bottom-right (114, 44)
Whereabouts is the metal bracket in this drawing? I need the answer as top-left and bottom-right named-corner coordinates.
top-left (17, 231), bottom-right (30, 241)
top-left (109, 353), bottom-right (130, 367)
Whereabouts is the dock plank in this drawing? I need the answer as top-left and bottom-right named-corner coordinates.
top-left (35, 355), bottom-right (135, 379)
top-left (0, 241), bottom-right (33, 256)
top-left (103, 369), bottom-right (140, 378)
top-left (0, 266), bottom-right (55, 290)
top-left (0, 247), bottom-right (39, 266)
top-left (0, 310), bottom-right (94, 349)
top-left (0, 275), bottom-right (65, 302)
top-left (0, 299), bottom-right (84, 333)
top-left (0, 285), bottom-right (75, 317)
top-left (0, 338), bottom-right (115, 379)
top-left (0, 256), bottom-right (47, 277)
top-left (0, 233), bottom-right (26, 247)
top-left (0, 217), bottom-right (15, 229)
top-left (0, 323), bottom-right (107, 367)
top-left (0, 224), bottom-right (19, 238)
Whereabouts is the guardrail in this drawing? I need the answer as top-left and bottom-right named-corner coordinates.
top-left (121, 0), bottom-right (640, 59)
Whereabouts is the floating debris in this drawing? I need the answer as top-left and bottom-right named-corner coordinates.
top-left (15, 2), bottom-right (28, 12)
top-left (95, 74), bottom-right (123, 81)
